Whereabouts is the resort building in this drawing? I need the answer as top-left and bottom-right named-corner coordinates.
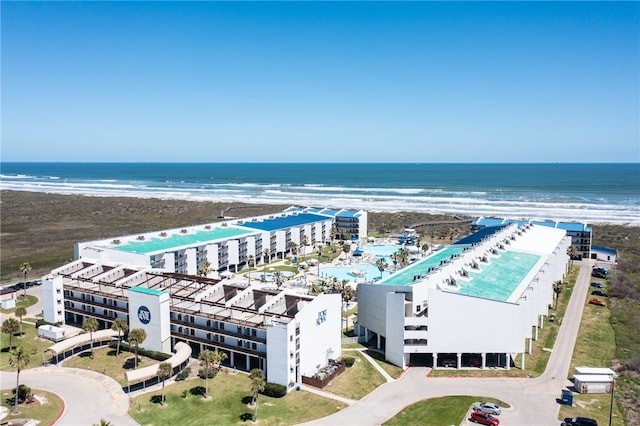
top-left (472, 217), bottom-right (592, 259)
top-left (40, 207), bottom-right (357, 390)
top-left (285, 207), bottom-right (368, 242)
top-left (74, 208), bottom-right (354, 276)
top-left (590, 245), bottom-right (617, 263)
top-left (42, 261), bottom-right (340, 390)
top-left (356, 222), bottom-right (571, 370)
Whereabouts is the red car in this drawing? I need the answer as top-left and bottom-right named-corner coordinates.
top-left (470, 410), bottom-right (500, 425)
top-left (588, 298), bottom-right (606, 307)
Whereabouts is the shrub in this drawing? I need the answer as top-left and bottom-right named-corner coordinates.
top-left (107, 342), bottom-right (171, 361)
top-left (175, 367), bottom-right (190, 381)
top-left (198, 367), bottom-right (217, 379)
top-left (261, 382), bottom-right (286, 398)
top-left (341, 356), bottom-right (355, 367)
top-left (14, 384), bottom-right (32, 403)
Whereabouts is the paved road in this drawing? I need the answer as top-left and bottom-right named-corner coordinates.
top-left (0, 367), bottom-right (138, 426)
top-left (300, 259), bottom-right (593, 426)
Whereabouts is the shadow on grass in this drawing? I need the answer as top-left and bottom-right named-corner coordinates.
top-left (241, 396), bottom-right (253, 405)
top-left (149, 395), bottom-right (164, 405)
top-left (189, 386), bottom-right (206, 397)
top-left (123, 357), bottom-right (140, 370)
top-left (239, 412), bottom-right (253, 422)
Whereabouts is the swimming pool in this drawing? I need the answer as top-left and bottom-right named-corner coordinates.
top-left (318, 263), bottom-right (386, 283)
top-left (360, 244), bottom-right (403, 257)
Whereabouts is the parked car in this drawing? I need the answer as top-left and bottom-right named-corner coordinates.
top-left (470, 410), bottom-right (499, 425)
top-left (591, 270), bottom-right (608, 279)
top-left (440, 358), bottom-right (457, 368)
top-left (590, 282), bottom-right (604, 288)
top-left (591, 290), bottom-right (608, 297)
top-left (588, 298), bottom-right (606, 307)
top-left (473, 401), bottom-right (501, 415)
top-left (465, 355), bottom-right (482, 367)
top-left (562, 416), bottom-right (598, 426)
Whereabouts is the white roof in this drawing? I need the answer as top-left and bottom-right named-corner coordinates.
top-left (125, 341), bottom-right (192, 383)
top-left (508, 224), bottom-right (567, 255)
top-left (574, 374), bottom-right (614, 383)
top-left (575, 366), bottom-right (615, 375)
top-left (47, 329), bottom-right (118, 354)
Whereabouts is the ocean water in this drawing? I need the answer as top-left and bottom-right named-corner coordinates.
top-left (1, 163), bottom-right (638, 225)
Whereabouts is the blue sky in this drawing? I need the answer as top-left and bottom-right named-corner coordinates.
top-left (2, 1), bottom-right (638, 163)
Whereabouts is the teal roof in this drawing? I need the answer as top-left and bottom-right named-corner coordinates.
top-left (111, 226), bottom-right (256, 254)
top-left (130, 286), bottom-right (164, 296)
top-left (456, 251), bottom-right (541, 301)
top-left (379, 246), bottom-right (467, 286)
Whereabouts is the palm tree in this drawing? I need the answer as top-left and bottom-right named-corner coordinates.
top-left (20, 262), bottom-right (32, 297)
top-left (246, 255), bottom-right (255, 286)
top-left (262, 248), bottom-right (270, 281)
top-left (396, 247), bottom-right (409, 266)
top-left (342, 242), bottom-right (351, 258)
top-left (157, 362), bottom-right (173, 405)
top-left (15, 307), bottom-right (27, 336)
top-left (92, 420), bottom-right (112, 426)
top-left (198, 349), bottom-right (227, 398)
top-left (553, 280), bottom-right (563, 310)
top-left (421, 243), bottom-right (430, 257)
top-left (128, 328), bottom-right (147, 369)
top-left (273, 271), bottom-right (284, 289)
top-left (288, 241), bottom-right (298, 257)
top-left (249, 368), bottom-right (266, 422)
top-left (567, 245), bottom-right (579, 267)
top-left (82, 317), bottom-right (99, 359)
top-left (111, 318), bottom-right (128, 357)
top-left (341, 284), bottom-right (356, 333)
top-left (301, 235), bottom-right (309, 254)
top-left (197, 261), bottom-right (212, 277)
top-left (9, 346), bottom-right (31, 414)
top-left (2, 318), bottom-right (20, 350)
top-left (375, 258), bottom-right (388, 279)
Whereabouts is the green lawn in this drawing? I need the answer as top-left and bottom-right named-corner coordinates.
top-left (558, 278), bottom-right (624, 426)
top-left (383, 396), bottom-right (508, 426)
top-left (324, 351), bottom-right (386, 399)
top-left (0, 294), bottom-right (38, 314)
top-left (361, 349), bottom-right (405, 379)
top-left (1, 317), bottom-right (54, 371)
top-left (62, 345), bottom-right (166, 386)
top-left (130, 373), bottom-right (346, 426)
top-left (0, 388), bottom-right (64, 425)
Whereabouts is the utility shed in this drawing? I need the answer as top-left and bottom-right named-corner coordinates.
top-left (574, 374), bottom-right (613, 394)
top-left (575, 366), bottom-right (615, 376)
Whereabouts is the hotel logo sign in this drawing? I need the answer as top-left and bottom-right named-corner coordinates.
top-left (316, 309), bottom-right (327, 326)
top-left (138, 306), bottom-right (151, 324)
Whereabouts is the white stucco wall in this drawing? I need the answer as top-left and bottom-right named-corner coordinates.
top-left (128, 287), bottom-right (171, 353)
top-left (42, 274), bottom-right (65, 324)
top-left (428, 289), bottom-right (525, 353)
top-left (298, 293), bottom-right (342, 377)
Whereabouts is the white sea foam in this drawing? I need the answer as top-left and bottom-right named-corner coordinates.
top-left (1, 178), bottom-right (638, 225)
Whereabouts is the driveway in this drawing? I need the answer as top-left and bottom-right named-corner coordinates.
top-left (0, 366), bottom-right (139, 426)
top-left (300, 259), bottom-right (593, 426)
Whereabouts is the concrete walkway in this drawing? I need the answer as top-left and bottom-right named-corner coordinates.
top-left (299, 260), bottom-right (593, 426)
